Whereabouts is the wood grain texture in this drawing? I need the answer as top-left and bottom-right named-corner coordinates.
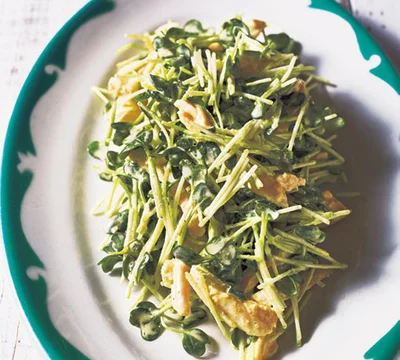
top-left (0, 1), bottom-right (398, 359)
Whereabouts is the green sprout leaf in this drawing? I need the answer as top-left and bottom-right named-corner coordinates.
top-left (231, 328), bottom-right (252, 349)
top-left (192, 183), bottom-right (214, 210)
top-left (276, 276), bottom-right (298, 297)
top-left (295, 225), bottom-right (326, 244)
top-left (134, 253), bottom-right (151, 283)
top-left (182, 328), bottom-right (210, 357)
top-left (173, 246), bottom-right (203, 266)
top-left (98, 254), bottom-right (122, 273)
top-left (87, 140), bottom-right (101, 160)
top-left (129, 302), bottom-right (164, 341)
top-left (183, 19), bottom-right (207, 34)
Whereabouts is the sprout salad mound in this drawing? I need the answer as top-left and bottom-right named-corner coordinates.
top-left (88, 17), bottom-right (351, 360)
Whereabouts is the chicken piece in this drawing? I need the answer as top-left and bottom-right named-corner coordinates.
top-left (170, 182), bottom-right (206, 239)
top-left (254, 337), bottom-right (279, 360)
top-left (187, 216), bottom-right (205, 238)
top-left (161, 259), bottom-right (174, 288)
top-left (276, 173), bottom-right (306, 193)
top-left (190, 267), bottom-right (277, 337)
top-left (181, 189), bottom-right (205, 239)
top-left (307, 269), bottom-right (332, 290)
top-left (239, 268), bottom-right (259, 296)
top-left (239, 54), bottom-right (269, 78)
top-left (322, 190), bottom-right (349, 224)
top-left (250, 172), bottom-right (306, 208)
top-left (322, 190), bottom-right (347, 212)
top-left (129, 149), bottom-right (169, 181)
top-left (311, 152), bottom-right (329, 161)
top-left (292, 79), bottom-right (307, 93)
top-left (275, 122), bottom-right (290, 134)
top-left (161, 259), bottom-right (191, 316)
top-left (208, 42), bottom-right (223, 52)
top-left (247, 19), bottom-right (267, 39)
top-left (108, 76), bottom-right (141, 96)
top-left (176, 100), bottom-right (213, 131)
top-left (251, 288), bottom-right (271, 304)
top-left (172, 259), bottom-right (192, 316)
top-left (116, 94), bottom-right (141, 122)
top-left (250, 172), bottom-right (288, 207)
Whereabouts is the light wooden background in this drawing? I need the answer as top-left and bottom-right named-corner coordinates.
top-left (0, 1), bottom-right (399, 359)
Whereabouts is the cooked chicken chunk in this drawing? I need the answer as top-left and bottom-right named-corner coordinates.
top-left (276, 173), bottom-right (306, 193)
top-left (115, 94), bottom-right (142, 122)
top-left (311, 151), bottom-right (329, 161)
top-left (161, 259), bottom-right (174, 288)
top-left (161, 259), bottom-right (191, 316)
top-left (292, 79), bottom-right (307, 93)
top-left (250, 172), bottom-right (306, 208)
top-left (322, 190), bottom-right (348, 224)
top-left (176, 100), bottom-right (213, 131)
top-left (322, 190), bottom-right (346, 212)
top-left (247, 19), bottom-right (267, 39)
top-left (190, 267), bottom-right (277, 337)
top-left (208, 42), bottom-right (223, 52)
top-left (307, 269), bottom-right (332, 290)
top-left (239, 54), bottom-right (269, 78)
top-left (254, 337), bottom-right (279, 360)
top-left (170, 182), bottom-right (205, 239)
top-left (108, 76), bottom-right (141, 96)
top-left (239, 268), bottom-right (258, 296)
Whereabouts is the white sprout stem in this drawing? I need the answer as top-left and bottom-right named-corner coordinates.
top-left (245, 77), bottom-right (272, 86)
top-left (231, 164), bottom-right (258, 194)
top-left (326, 134), bottom-right (337, 143)
top-left (105, 178), bottom-right (118, 212)
top-left (281, 77), bottom-right (297, 88)
top-left (261, 78), bottom-right (280, 99)
top-left (291, 296), bottom-right (302, 347)
top-left (136, 201), bottom-right (156, 237)
top-left (254, 215), bottom-right (286, 326)
top-left (324, 113), bottom-right (337, 120)
top-left (158, 198), bottom-right (196, 271)
top-left (241, 92), bottom-right (274, 105)
top-left (292, 160), bottom-right (317, 169)
top-left (288, 102), bottom-right (308, 151)
top-left (317, 140), bottom-right (345, 163)
top-left (186, 271), bottom-right (231, 341)
top-left (277, 205), bottom-right (302, 214)
top-left (228, 218), bottom-right (261, 240)
top-left (147, 157), bottom-right (174, 238)
top-left (258, 267), bottom-right (307, 288)
top-left (274, 228), bottom-right (342, 264)
top-left (307, 131), bottom-right (333, 148)
top-left (91, 86), bottom-right (110, 103)
top-left (302, 207), bottom-right (330, 225)
top-left (173, 176), bottom-right (186, 219)
top-left (91, 197), bottom-right (106, 216)
top-left (201, 151), bottom-right (250, 226)
top-left (274, 256), bottom-right (347, 269)
top-left (209, 121), bottom-right (258, 173)
top-left (281, 56), bottom-right (298, 83)
top-left (131, 218), bottom-right (164, 286)
top-left (123, 207), bottom-right (136, 249)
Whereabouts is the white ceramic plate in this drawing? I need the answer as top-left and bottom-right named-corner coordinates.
top-left (2, 0), bottom-right (400, 359)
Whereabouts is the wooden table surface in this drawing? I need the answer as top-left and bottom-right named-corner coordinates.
top-left (0, 1), bottom-right (399, 359)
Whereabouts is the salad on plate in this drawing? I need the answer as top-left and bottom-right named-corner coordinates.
top-left (88, 17), bottom-right (351, 359)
